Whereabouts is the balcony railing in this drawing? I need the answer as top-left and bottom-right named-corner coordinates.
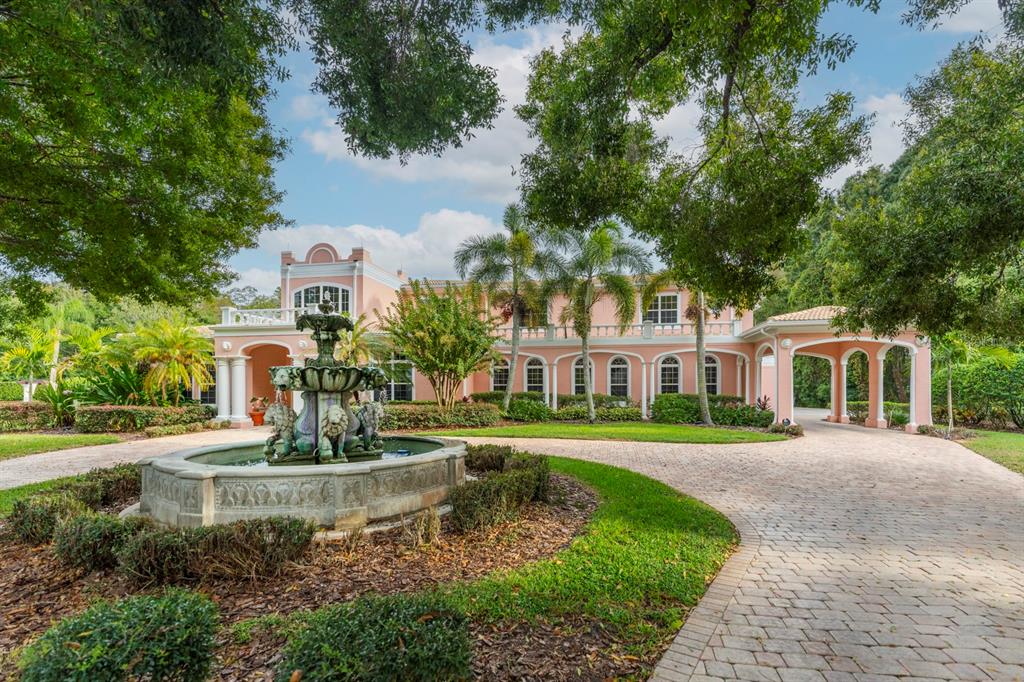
top-left (497, 320), bottom-right (743, 341)
top-left (219, 307), bottom-right (316, 326)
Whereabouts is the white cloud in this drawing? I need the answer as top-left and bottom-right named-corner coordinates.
top-left (234, 209), bottom-right (502, 292)
top-left (298, 25), bottom-right (572, 204)
top-left (824, 92), bottom-right (910, 190)
top-left (289, 93), bottom-right (325, 121)
top-left (933, 0), bottom-right (1003, 34)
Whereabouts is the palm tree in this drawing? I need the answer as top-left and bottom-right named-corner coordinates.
top-left (132, 318), bottom-right (213, 406)
top-left (0, 329), bottom-right (52, 397)
top-left (547, 222), bottom-right (650, 422)
top-left (335, 314), bottom-right (388, 365)
top-left (642, 271), bottom-right (716, 425)
top-left (454, 204), bottom-right (558, 410)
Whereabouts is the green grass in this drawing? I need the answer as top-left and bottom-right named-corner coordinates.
top-left (0, 477), bottom-right (70, 516)
top-left (962, 430), bottom-right (1024, 475)
top-left (0, 433), bottom-right (121, 462)
top-left (422, 421), bottom-right (785, 444)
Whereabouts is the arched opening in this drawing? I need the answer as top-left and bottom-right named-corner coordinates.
top-left (658, 355), bottom-right (681, 394)
top-left (843, 349), bottom-right (870, 423)
top-left (608, 356), bottom-right (630, 398)
top-left (524, 357), bottom-right (544, 394)
top-left (703, 354), bottom-right (720, 396)
top-left (793, 355), bottom-right (833, 414)
top-left (245, 344), bottom-right (292, 408)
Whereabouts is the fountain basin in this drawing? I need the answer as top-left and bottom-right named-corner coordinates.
top-left (138, 436), bottom-right (466, 529)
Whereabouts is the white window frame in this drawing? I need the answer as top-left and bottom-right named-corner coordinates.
top-left (491, 358), bottom-right (510, 392)
top-left (704, 354), bottom-right (720, 396)
top-left (607, 356), bottom-right (630, 398)
top-left (643, 292), bottom-right (680, 325)
top-left (386, 354), bottom-right (414, 401)
top-left (572, 357), bottom-right (595, 395)
top-left (292, 283), bottom-right (353, 315)
top-left (658, 355), bottom-right (681, 394)
top-left (524, 357), bottom-right (545, 393)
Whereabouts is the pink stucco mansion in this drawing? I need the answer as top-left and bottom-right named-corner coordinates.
top-left (209, 243), bottom-right (934, 432)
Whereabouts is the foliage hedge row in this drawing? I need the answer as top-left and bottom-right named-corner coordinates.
top-left (472, 390), bottom-right (633, 409)
top-left (551, 405), bottom-right (643, 422)
top-left (935, 353), bottom-right (1024, 429)
top-left (75, 404), bottom-right (214, 432)
top-left (277, 593), bottom-right (472, 682)
top-left (846, 400), bottom-right (911, 426)
top-left (0, 401), bottom-right (54, 432)
top-left (19, 589), bottom-right (218, 682)
top-left (0, 381), bottom-right (22, 401)
top-left (383, 402), bottom-right (501, 430)
top-left (651, 394), bottom-right (774, 427)
top-left (449, 451), bottom-right (549, 532)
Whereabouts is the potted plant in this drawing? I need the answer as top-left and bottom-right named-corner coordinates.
top-left (249, 396), bottom-right (269, 426)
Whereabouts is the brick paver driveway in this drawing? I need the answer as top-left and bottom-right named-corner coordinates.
top-left (464, 418), bottom-right (1024, 682)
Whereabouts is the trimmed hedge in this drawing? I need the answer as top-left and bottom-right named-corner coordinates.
top-left (19, 589), bottom-right (219, 682)
top-left (53, 513), bottom-right (151, 571)
top-left (448, 454), bottom-right (549, 532)
top-left (552, 405), bottom-right (643, 422)
top-left (276, 593), bottom-right (472, 682)
top-left (471, 390), bottom-right (546, 404)
top-left (383, 402), bottom-right (501, 430)
top-left (8, 492), bottom-right (88, 545)
top-left (556, 392), bottom-right (635, 408)
top-left (75, 404), bottom-right (214, 433)
top-left (652, 394), bottom-right (774, 427)
top-left (0, 401), bottom-right (54, 432)
top-left (464, 443), bottom-right (515, 472)
top-left (0, 381), bottom-right (22, 401)
top-left (505, 398), bottom-right (553, 422)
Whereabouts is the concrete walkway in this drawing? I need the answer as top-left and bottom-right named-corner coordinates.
top-left (0, 428), bottom-right (268, 489)
top-left (463, 419), bottom-right (1024, 681)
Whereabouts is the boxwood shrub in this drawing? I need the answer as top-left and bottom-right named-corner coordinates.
top-left (276, 593), bottom-right (472, 682)
top-left (75, 404), bottom-right (214, 433)
top-left (505, 398), bottom-right (553, 422)
top-left (470, 390), bottom-right (546, 404)
top-left (8, 492), bottom-right (89, 545)
top-left (0, 400), bottom-right (54, 432)
top-left (19, 589), bottom-right (218, 682)
top-left (56, 463), bottom-right (141, 510)
top-left (464, 443), bottom-right (515, 472)
top-left (53, 513), bottom-right (151, 571)
top-left (383, 402), bottom-right (500, 430)
top-left (652, 394), bottom-right (773, 427)
top-left (552, 405), bottom-right (643, 422)
top-left (0, 381), bottom-right (22, 401)
top-left (448, 454), bottom-right (549, 532)
top-left (556, 392), bottom-right (634, 408)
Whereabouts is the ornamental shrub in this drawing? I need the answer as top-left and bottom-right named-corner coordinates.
top-left (8, 492), bottom-right (88, 544)
top-left (553, 405), bottom-right (642, 422)
top-left (0, 401), bottom-right (54, 432)
top-left (505, 398), bottom-right (553, 422)
top-left (276, 593), bottom-right (471, 682)
top-left (0, 381), bottom-right (22, 401)
top-left (57, 463), bottom-right (141, 510)
top-left (53, 513), bottom-right (151, 571)
top-left (75, 404), bottom-right (214, 433)
top-left (846, 401), bottom-right (910, 424)
top-left (464, 443), bottom-right (515, 472)
top-left (470, 390), bottom-right (546, 404)
top-left (651, 394), bottom-right (773, 427)
top-left (19, 589), bottom-right (218, 682)
top-left (556, 392), bottom-right (634, 408)
top-left (116, 527), bottom-right (193, 585)
top-left (382, 402), bottom-right (500, 430)
top-left (448, 454), bottom-right (549, 532)
top-left (190, 517), bottom-right (317, 580)
top-left (143, 421), bottom-right (206, 438)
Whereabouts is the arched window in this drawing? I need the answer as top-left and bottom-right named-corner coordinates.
top-left (608, 356), bottom-right (629, 397)
top-left (525, 358), bottom-right (544, 393)
top-left (659, 356), bottom-right (680, 394)
top-left (704, 354), bottom-right (720, 395)
top-left (573, 357), bottom-right (594, 395)
top-left (293, 284), bottom-right (350, 314)
top-left (491, 359), bottom-right (509, 392)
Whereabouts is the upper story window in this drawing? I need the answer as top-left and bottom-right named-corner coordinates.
top-left (644, 294), bottom-right (679, 324)
top-left (294, 285), bottom-right (350, 314)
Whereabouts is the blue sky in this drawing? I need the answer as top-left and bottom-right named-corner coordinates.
top-left (229, 0), bottom-right (1004, 292)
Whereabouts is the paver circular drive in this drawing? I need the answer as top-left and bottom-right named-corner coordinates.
top-left (463, 420), bottom-right (1024, 682)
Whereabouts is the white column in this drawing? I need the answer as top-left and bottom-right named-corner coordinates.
top-left (736, 356), bottom-right (743, 396)
top-left (649, 361), bottom-right (656, 412)
top-left (551, 364), bottom-right (558, 410)
top-left (215, 359), bottom-right (231, 419)
top-left (876, 355), bottom-right (886, 424)
top-left (908, 349), bottom-right (917, 432)
top-left (839, 360), bottom-right (848, 422)
top-left (640, 361), bottom-right (648, 419)
top-left (229, 357), bottom-right (248, 423)
top-left (22, 382), bottom-right (31, 402)
top-left (544, 364), bottom-right (551, 407)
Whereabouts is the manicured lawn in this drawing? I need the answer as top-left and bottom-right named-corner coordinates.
top-left (422, 421), bottom-right (785, 444)
top-left (962, 430), bottom-right (1024, 476)
top-left (0, 433), bottom-right (121, 462)
top-left (0, 477), bottom-right (68, 516)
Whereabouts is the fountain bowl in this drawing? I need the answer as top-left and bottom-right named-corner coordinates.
top-left (138, 436), bottom-right (466, 529)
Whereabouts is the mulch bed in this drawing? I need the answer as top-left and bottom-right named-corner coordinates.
top-left (1, 474), bottom-right (606, 680)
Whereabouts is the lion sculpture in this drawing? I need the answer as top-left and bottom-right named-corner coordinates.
top-left (263, 401), bottom-right (297, 460)
top-left (319, 403), bottom-right (349, 461)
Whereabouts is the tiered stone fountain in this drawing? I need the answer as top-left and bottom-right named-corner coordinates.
top-left (137, 301), bottom-right (465, 529)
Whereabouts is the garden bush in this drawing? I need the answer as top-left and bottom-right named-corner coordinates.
top-left (0, 400), bottom-right (54, 432)
top-left (8, 492), bottom-right (89, 544)
top-left (34, 380), bottom-right (78, 427)
top-left (116, 526), bottom-right (193, 585)
top-left (0, 381), bottom-right (22, 401)
top-left (382, 402), bottom-right (500, 430)
top-left (505, 398), bottom-right (553, 422)
top-left (768, 423), bottom-right (805, 437)
top-left (53, 513), bottom-right (151, 571)
top-left (846, 401), bottom-right (910, 424)
top-left (276, 593), bottom-right (471, 682)
top-left (448, 454), bottom-right (549, 532)
top-left (470, 390), bottom-right (546, 404)
top-left (143, 421), bottom-right (206, 438)
top-left (19, 589), bottom-right (218, 682)
top-left (75, 404), bottom-right (214, 433)
top-left (55, 463), bottom-right (141, 510)
top-left (651, 394), bottom-right (773, 427)
top-left (464, 443), bottom-right (515, 472)
top-left (552, 405), bottom-right (642, 422)
top-left (556, 392), bottom-right (634, 408)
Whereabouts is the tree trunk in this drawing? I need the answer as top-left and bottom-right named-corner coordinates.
top-left (946, 360), bottom-right (954, 438)
top-left (581, 332), bottom-right (595, 423)
top-left (503, 307), bottom-right (521, 411)
top-left (695, 291), bottom-right (714, 425)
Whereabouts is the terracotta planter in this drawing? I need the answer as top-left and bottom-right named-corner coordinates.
top-left (249, 411), bottom-right (265, 426)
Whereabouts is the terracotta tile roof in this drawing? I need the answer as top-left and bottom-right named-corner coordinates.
top-left (768, 305), bottom-right (846, 322)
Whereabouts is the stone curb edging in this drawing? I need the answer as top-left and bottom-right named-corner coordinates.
top-left (650, 508), bottom-right (761, 682)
